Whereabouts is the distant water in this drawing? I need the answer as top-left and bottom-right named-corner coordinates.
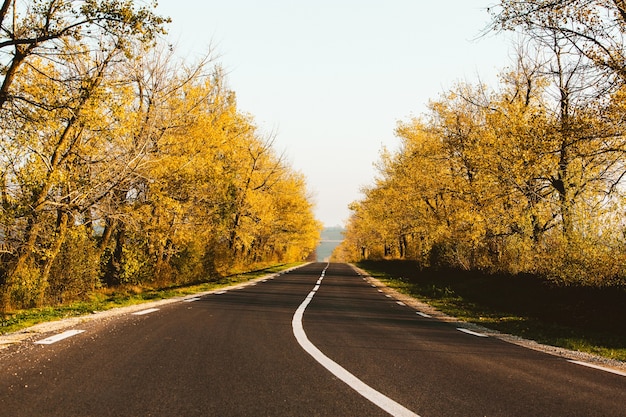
top-left (315, 227), bottom-right (344, 262)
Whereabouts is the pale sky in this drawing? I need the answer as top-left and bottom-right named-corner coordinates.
top-left (154, 1), bottom-right (512, 227)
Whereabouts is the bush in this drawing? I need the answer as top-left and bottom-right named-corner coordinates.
top-left (3, 259), bottom-right (44, 309)
top-left (47, 226), bottom-right (100, 304)
top-left (536, 234), bottom-right (626, 287)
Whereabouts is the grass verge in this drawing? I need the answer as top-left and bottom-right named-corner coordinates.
top-left (358, 260), bottom-right (626, 362)
top-left (1, 262), bottom-right (302, 335)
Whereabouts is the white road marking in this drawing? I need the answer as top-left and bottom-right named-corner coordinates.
top-left (457, 328), bottom-right (488, 338)
top-left (385, 294), bottom-right (393, 298)
top-left (292, 270), bottom-right (420, 417)
top-left (396, 301), bottom-right (406, 306)
top-left (183, 297), bottom-right (200, 302)
top-left (378, 289), bottom-right (383, 293)
top-left (215, 291), bottom-right (227, 295)
top-left (132, 308), bottom-right (160, 316)
top-left (416, 312), bottom-right (432, 318)
top-left (35, 330), bottom-right (85, 345)
top-left (567, 360), bottom-right (626, 377)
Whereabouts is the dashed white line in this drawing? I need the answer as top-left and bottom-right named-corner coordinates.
top-left (396, 301), bottom-right (406, 306)
top-left (215, 291), bottom-right (227, 295)
top-left (35, 330), bottom-right (85, 345)
top-left (183, 297), bottom-right (201, 302)
top-left (416, 312), bottom-right (432, 318)
top-left (292, 269), bottom-right (420, 417)
top-left (132, 308), bottom-right (160, 316)
top-left (568, 360), bottom-right (626, 377)
top-left (457, 328), bottom-right (488, 338)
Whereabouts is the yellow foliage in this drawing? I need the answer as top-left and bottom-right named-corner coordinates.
top-left (340, 59), bottom-right (626, 285)
top-left (1, 36), bottom-right (320, 308)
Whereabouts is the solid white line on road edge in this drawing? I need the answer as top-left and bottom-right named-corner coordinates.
top-left (457, 328), bottom-right (488, 338)
top-left (132, 308), bottom-right (160, 316)
top-left (567, 360), bottom-right (626, 377)
top-left (416, 312), bottom-right (432, 318)
top-left (292, 271), bottom-right (420, 417)
top-left (35, 330), bottom-right (85, 345)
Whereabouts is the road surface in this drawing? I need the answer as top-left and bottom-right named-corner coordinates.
top-left (1, 262), bottom-right (625, 416)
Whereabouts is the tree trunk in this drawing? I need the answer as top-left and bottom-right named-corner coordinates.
top-left (39, 210), bottom-right (70, 305)
top-left (97, 217), bottom-right (118, 259)
top-left (103, 224), bottom-right (126, 287)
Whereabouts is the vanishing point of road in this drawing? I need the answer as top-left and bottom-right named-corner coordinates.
top-left (1, 263), bottom-right (625, 416)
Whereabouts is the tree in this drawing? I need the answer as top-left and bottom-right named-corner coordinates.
top-left (0, 2), bottom-right (322, 310)
top-left (0, 0), bottom-right (168, 110)
top-left (93, 45), bottom-right (223, 286)
top-left (339, 46), bottom-right (626, 284)
top-left (0, 0), bottom-right (168, 308)
top-left (491, 0), bottom-right (626, 84)
top-left (1, 44), bottom-right (138, 306)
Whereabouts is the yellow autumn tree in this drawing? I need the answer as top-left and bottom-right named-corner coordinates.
top-left (94, 49), bottom-right (321, 286)
top-left (339, 44), bottom-right (626, 286)
top-left (1, 7), bottom-right (321, 310)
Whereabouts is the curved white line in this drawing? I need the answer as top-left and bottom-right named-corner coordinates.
top-left (291, 266), bottom-right (420, 417)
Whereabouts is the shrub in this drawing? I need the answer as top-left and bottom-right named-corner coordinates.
top-left (47, 226), bottom-right (99, 304)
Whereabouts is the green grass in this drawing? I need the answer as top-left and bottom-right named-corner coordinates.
top-left (358, 260), bottom-right (626, 362)
top-left (1, 262), bottom-right (302, 335)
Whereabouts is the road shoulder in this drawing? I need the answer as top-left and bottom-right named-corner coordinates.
top-left (349, 263), bottom-right (626, 374)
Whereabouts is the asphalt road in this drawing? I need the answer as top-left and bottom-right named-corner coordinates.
top-left (1, 262), bottom-right (625, 416)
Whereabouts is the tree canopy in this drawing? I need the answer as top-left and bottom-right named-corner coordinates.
top-left (0, 1), bottom-right (321, 310)
top-left (336, 2), bottom-right (626, 287)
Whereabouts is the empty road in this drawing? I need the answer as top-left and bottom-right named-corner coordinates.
top-left (1, 262), bottom-right (625, 416)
